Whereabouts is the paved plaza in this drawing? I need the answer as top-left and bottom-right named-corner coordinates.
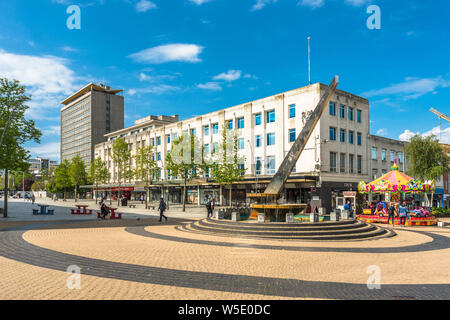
top-left (0, 198), bottom-right (449, 300)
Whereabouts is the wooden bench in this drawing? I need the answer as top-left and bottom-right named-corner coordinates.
top-left (128, 204), bottom-right (136, 208)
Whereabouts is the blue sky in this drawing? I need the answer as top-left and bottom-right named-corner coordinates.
top-left (0, 0), bottom-right (449, 161)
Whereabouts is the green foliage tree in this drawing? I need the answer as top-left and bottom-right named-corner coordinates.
top-left (211, 126), bottom-right (245, 207)
top-left (69, 154), bottom-right (87, 202)
top-left (405, 134), bottom-right (449, 205)
top-left (54, 160), bottom-right (73, 200)
top-left (0, 78), bottom-right (41, 217)
top-left (31, 181), bottom-right (46, 191)
top-left (111, 137), bottom-right (132, 206)
top-left (165, 134), bottom-right (203, 212)
top-left (88, 157), bottom-right (110, 204)
top-left (133, 145), bottom-right (158, 209)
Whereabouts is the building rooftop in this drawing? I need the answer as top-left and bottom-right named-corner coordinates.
top-left (61, 82), bottom-right (123, 106)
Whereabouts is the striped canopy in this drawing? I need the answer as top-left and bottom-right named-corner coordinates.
top-left (359, 159), bottom-right (435, 193)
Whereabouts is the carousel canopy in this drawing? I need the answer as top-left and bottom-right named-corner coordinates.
top-left (359, 159), bottom-right (435, 193)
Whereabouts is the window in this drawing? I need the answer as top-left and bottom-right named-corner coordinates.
top-left (152, 153), bottom-right (155, 161)
top-left (372, 168), bottom-right (378, 179)
top-left (349, 130), bottom-right (354, 144)
top-left (151, 138), bottom-right (155, 146)
top-left (212, 123), bottom-right (219, 134)
top-left (357, 132), bottom-right (362, 145)
top-left (330, 127), bottom-right (337, 141)
top-left (329, 102), bottom-right (336, 116)
top-left (157, 137), bottom-right (161, 145)
top-left (349, 154), bottom-right (354, 174)
top-left (237, 117), bottom-right (244, 129)
top-left (340, 153), bottom-right (346, 173)
top-left (204, 126), bottom-right (209, 136)
top-left (238, 163), bottom-right (245, 176)
top-left (173, 133), bottom-right (178, 140)
top-left (330, 152), bottom-right (337, 172)
top-left (390, 150), bottom-right (395, 162)
top-left (348, 107), bottom-right (354, 121)
top-left (266, 156), bottom-right (275, 174)
top-left (205, 143), bottom-right (210, 154)
top-left (167, 135), bottom-right (171, 144)
top-left (266, 133), bottom-right (275, 146)
top-left (157, 152), bottom-right (161, 161)
top-left (190, 128), bottom-right (196, 136)
top-left (398, 151), bottom-right (403, 163)
top-left (256, 157), bottom-right (262, 175)
top-left (381, 149), bottom-right (386, 161)
top-left (357, 109), bottom-right (361, 123)
top-left (266, 110), bottom-right (275, 123)
top-left (212, 142), bottom-right (218, 153)
top-left (238, 138), bottom-right (244, 150)
top-left (357, 155), bottom-right (362, 174)
top-left (255, 113), bottom-right (262, 125)
top-left (227, 120), bottom-right (233, 130)
top-left (340, 129), bottom-right (346, 142)
top-left (289, 104), bottom-right (296, 118)
top-left (382, 169), bottom-right (387, 175)
top-left (289, 129), bottom-right (296, 143)
top-left (372, 147), bottom-right (377, 160)
top-left (339, 105), bottom-right (346, 119)
top-left (255, 135), bottom-right (262, 147)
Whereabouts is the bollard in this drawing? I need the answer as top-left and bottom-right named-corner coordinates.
top-left (286, 212), bottom-right (294, 223)
top-left (257, 213), bottom-right (265, 223)
top-left (330, 211), bottom-right (339, 221)
top-left (232, 211), bottom-right (240, 221)
top-left (310, 213), bottom-right (319, 222)
top-left (341, 210), bottom-right (349, 220)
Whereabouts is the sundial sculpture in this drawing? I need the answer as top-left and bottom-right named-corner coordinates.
top-left (248, 76), bottom-right (339, 221)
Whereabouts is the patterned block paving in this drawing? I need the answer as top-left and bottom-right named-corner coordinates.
top-left (0, 219), bottom-right (449, 299)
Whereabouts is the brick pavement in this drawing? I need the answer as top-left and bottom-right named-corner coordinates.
top-left (0, 217), bottom-right (449, 299)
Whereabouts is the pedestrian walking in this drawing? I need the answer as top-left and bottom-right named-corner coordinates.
top-left (206, 198), bottom-right (212, 218)
top-left (387, 202), bottom-right (396, 225)
top-left (158, 197), bottom-right (168, 222)
top-left (398, 201), bottom-right (408, 226)
top-left (31, 193), bottom-right (35, 205)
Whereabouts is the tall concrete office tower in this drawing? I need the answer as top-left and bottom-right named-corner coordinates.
top-left (60, 83), bottom-right (124, 166)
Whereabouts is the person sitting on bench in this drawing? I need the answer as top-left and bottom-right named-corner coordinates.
top-left (100, 202), bottom-right (109, 219)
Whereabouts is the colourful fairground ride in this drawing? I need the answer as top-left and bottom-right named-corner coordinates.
top-left (358, 159), bottom-right (438, 226)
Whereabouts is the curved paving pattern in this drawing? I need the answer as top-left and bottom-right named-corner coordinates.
top-left (0, 220), bottom-right (449, 299)
top-left (126, 224), bottom-right (449, 254)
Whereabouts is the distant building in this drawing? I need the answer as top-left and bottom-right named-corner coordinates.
top-left (60, 83), bottom-right (124, 166)
top-left (27, 157), bottom-right (58, 179)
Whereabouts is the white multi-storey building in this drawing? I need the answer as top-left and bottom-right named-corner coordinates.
top-left (93, 82), bottom-right (409, 211)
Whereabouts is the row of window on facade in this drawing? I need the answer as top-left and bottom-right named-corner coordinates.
top-left (371, 147), bottom-right (403, 163)
top-left (329, 102), bottom-right (362, 123)
top-left (329, 127), bottom-right (363, 145)
top-left (329, 152), bottom-right (363, 174)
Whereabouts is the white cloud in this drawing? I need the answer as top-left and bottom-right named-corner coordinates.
top-left (298, 0), bottom-right (324, 9)
top-left (0, 48), bottom-right (81, 121)
top-left (128, 89), bottom-right (137, 96)
top-left (213, 70), bottom-right (242, 82)
top-left (28, 142), bottom-right (60, 161)
top-left (361, 77), bottom-right (450, 100)
top-left (127, 85), bottom-right (180, 95)
top-left (41, 126), bottom-right (60, 136)
top-left (399, 126), bottom-right (450, 144)
top-left (136, 0), bottom-right (157, 12)
top-left (344, 0), bottom-right (370, 6)
top-left (62, 46), bottom-right (78, 52)
top-left (376, 128), bottom-right (387, 136)
top-left (197, 82), bottom-right (222, 91)
top-left (128, 44), bottom-right (204, 64)
top-left (189, 0), bottom-right (214, 5)
top-left (252, 0), bottom-right (278, 11)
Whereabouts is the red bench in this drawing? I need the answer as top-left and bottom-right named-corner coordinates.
top-left (97, 211), bottom-right (122, 219)
top-left (72, 209), bottom-right (92, 215)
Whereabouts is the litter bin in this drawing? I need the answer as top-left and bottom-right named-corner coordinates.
top-left (121, 198), bottom-right (128, 207)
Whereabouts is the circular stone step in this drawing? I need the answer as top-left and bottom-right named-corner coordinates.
top-left (184, 218), bottom-right (394, 241)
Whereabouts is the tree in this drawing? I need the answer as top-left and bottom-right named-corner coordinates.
top-left (88, 157), bottom-right (110, 204)
top-left (166, 134), bottom-right (203, 212)
top-left (69, 154), bottom-right (87, 202)
top-left (133, 145), bottom-right (158, 209)
top-left (54, 160), bottom-right (73, 200)
top-left (405, 134), bottom-right (449, 206)
top-left (31, 181), bottom-right (46, 191)
top-left (211, 126), bottom-right (245, 207)
top-left (0, 78), bottom-right (41, 217)
top-left (111, 137), bottom-right (132, 206)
